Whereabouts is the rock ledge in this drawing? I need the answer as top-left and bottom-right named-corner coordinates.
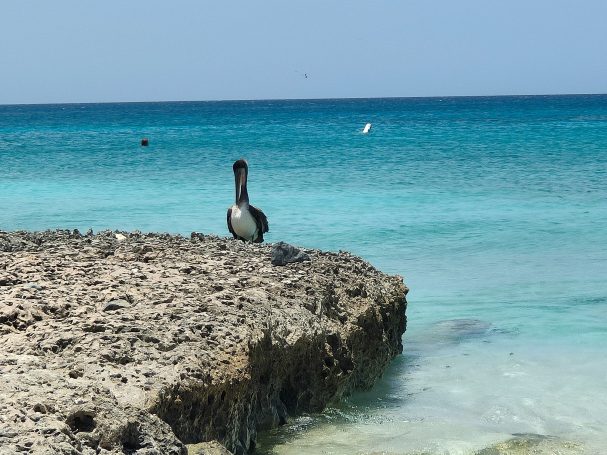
top-left (0, 230), bottom-right (407, 454)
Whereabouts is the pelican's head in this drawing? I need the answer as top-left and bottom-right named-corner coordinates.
top-left (233, 159), bottom-right (248, 174)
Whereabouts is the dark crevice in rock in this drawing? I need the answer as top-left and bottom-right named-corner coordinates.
top-left (66, 410), bottom-right (96, 433)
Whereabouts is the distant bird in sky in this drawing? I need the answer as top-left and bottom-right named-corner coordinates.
top-left (294, 69), bottom-right (309, 79)
top-left (227, 159), bottom-right (269, 243)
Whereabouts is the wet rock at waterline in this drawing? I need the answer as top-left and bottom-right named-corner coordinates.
top-left (475, 433), bottom-right (583, 454)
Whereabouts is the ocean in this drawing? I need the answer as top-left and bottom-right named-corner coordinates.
top-left (1, 95), bottom-right (606, 454)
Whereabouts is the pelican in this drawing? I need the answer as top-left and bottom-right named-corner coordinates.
top-left (227, 159), bottom-right (269, 243)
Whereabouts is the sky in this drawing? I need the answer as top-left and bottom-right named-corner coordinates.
top-left (1, 0), bottom-right (606, 104)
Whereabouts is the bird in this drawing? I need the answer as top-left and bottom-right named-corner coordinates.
top-left (294, 69), bottom-right (309, 79)
top-left (227, 159), bottom-right (269, 243)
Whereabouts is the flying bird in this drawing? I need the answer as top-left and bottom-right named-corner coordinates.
top-left (294, 69), bottom-right (309, 79)
top-left (227, 159), bottom-right (269, 243)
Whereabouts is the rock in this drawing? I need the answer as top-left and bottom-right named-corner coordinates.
top-left (187, 440), bottom-right (233, 455)
top-left (101, 299), bottom-right (131, 312)
top-left (0, 232), bottom-right (39, 252)
top-left (23, 282), bottom-right (43, 291)
top-left (191, 232), bottom-right (205, 241)
top-left (0, 230), bottom-right (407, 454)
top-left (475, 433), bottom-right (583, 454)
top-left (270, 242), bottom-right (311, 266)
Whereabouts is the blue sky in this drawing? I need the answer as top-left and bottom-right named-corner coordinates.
top-left (1, 0), bottom-right (606, 104)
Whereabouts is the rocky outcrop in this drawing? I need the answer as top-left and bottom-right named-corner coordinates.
top-left (0, 230), bottom-right (407, 454)
top-left (475, 433), bottom-right (583, 455)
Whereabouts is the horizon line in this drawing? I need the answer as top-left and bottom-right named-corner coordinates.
top-left (1, 92), bottom-right (606, 108)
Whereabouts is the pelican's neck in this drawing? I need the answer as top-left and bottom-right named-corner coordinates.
top-left (238, 184), bottom-right (249, 206)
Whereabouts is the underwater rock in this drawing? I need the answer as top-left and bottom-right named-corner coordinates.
top-left (475, 433), bottom-right (583, 455)
top-left (430, 318), bottom-right (492, 343)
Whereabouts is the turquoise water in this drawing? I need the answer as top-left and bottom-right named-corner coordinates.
top-left (2, 96), bottom-right (607, 453)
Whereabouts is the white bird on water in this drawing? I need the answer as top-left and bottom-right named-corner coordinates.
top-left (363, 123), bottom-right (372, 134)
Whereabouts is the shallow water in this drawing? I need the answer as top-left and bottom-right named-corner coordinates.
top-left (1, 96), bottom-right (606, 453)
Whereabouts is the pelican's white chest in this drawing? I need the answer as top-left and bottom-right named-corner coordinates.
top-left (230, 205), bottom-right (258, 241)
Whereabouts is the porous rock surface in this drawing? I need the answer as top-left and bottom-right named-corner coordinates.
top-left (0, 230), bottom-right (407, 454)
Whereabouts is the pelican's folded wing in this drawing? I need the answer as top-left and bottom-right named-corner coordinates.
top-left (227, 207), bottom-right (238, 238)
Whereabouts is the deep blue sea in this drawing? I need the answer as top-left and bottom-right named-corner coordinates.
top-left (1, 96), bottom-right (607, 453)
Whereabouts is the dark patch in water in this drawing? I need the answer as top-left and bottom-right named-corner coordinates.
top-left (431, 318), bottom-right (491, 343)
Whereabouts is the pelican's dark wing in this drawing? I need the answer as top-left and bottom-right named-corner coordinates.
top-left (227, 207), bottom-right (238, 239)
top-left (248, 204), bottom-right (269, 243)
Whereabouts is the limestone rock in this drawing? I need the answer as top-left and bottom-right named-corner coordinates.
top-left (475, 433), bottom-right (583, 455)
top-left (0, 230), bottom-right (407, 454)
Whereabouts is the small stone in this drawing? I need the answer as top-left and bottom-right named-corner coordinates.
top-left (271, 242), bottom-right (311, 266)
top-left (191, 232), bottom-right (205, 241)
top-left (101, 299), bottom-right (131, 312)
top-left (68, 369), bottom-right (83, 379)
top-left (32, 403), bottom-right (48, 414)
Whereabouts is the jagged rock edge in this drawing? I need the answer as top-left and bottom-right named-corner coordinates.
top-left (151, 289), bottom-right (407, 454)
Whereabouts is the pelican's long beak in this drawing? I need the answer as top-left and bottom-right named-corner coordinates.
top-left (234, 167), bottom-right (247, 203)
